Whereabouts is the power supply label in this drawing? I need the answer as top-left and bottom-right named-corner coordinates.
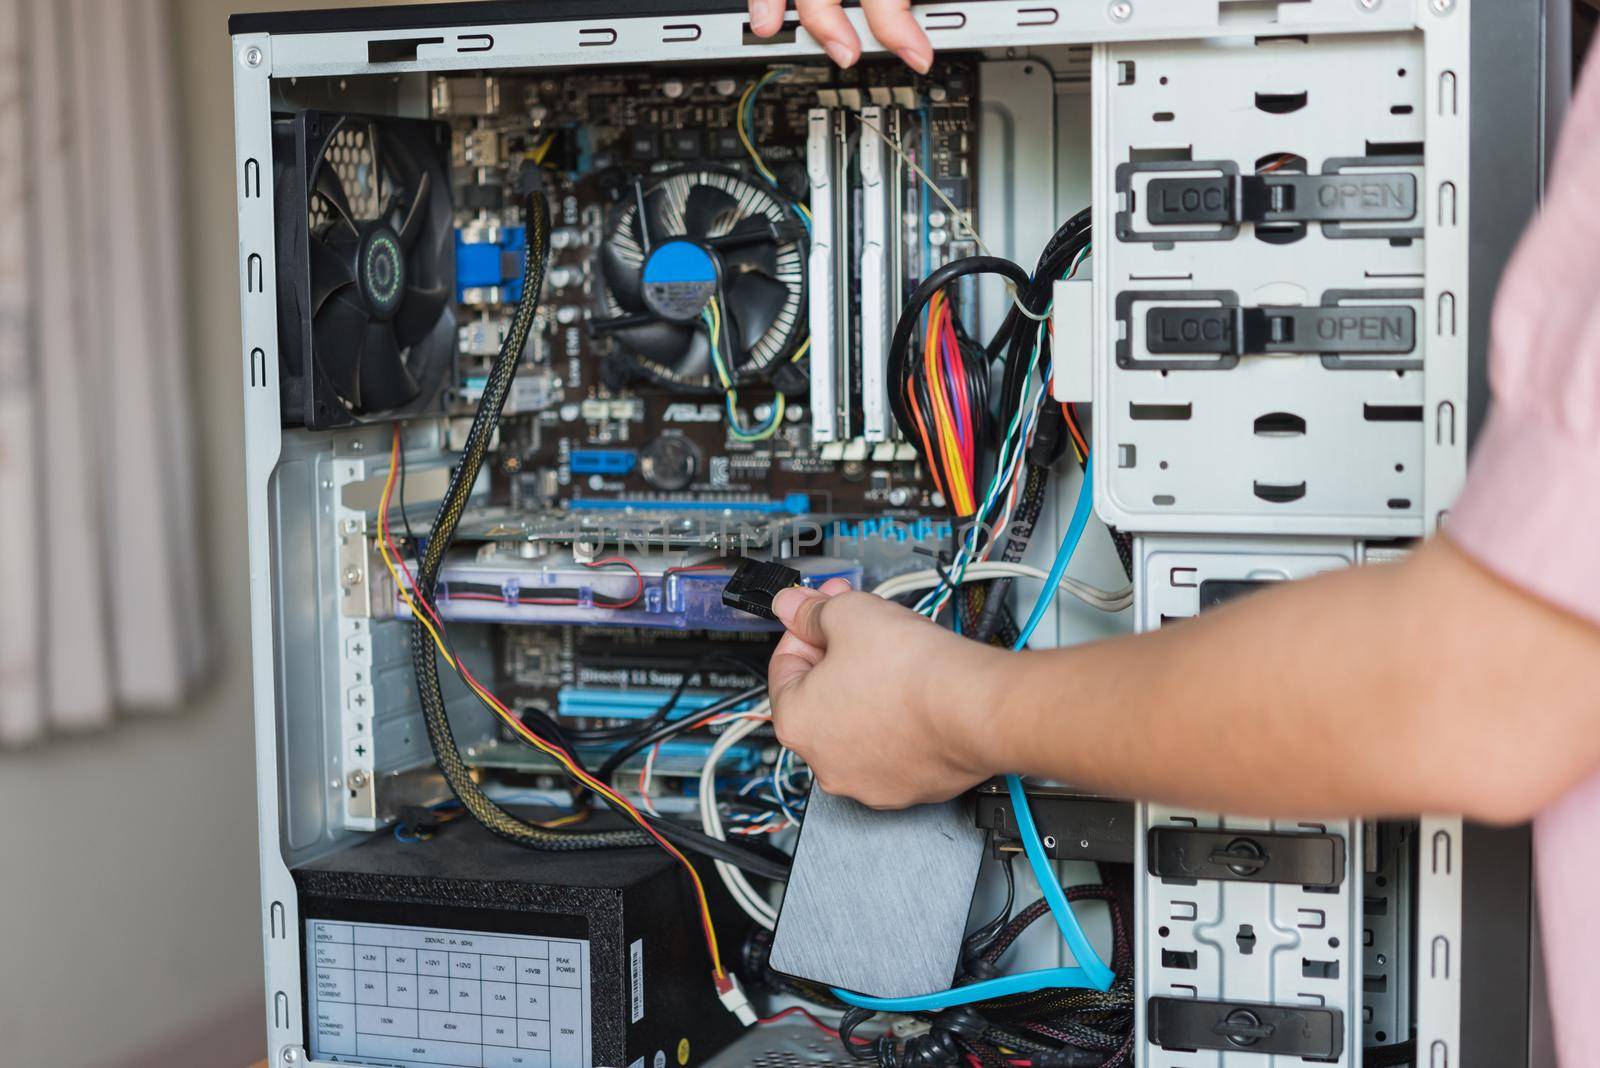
top-left (628, 939), bottom-right (643, 1024)
top-left (306, 919), bottom-right (592, 1068)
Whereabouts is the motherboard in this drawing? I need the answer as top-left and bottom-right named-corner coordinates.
top-left (433, 60), bottom-right (980, 519)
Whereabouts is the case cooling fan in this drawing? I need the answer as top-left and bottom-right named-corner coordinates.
top-left (274, 111), bottom-right (457, 429)
top-left (594, 167), bottom-right (807, 391)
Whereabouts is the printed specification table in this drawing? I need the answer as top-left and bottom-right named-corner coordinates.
top-left (306, 920), bottom-right (592, 1067)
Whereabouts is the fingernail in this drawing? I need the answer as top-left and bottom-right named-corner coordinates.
top-left (897, 45), bottom-right (933, 74)
top-left (750, 0), bottom-right (782, 31)
top-left (773, 586), bottom-right (821, 623)
top-left (824, 40), bottom-right (858, 68)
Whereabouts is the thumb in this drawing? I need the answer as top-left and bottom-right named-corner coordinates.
top-left (773, 586), bottom-right (832, 646)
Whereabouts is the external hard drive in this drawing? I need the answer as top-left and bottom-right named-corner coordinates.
top-left (769, 786), bottom-right (987, 998)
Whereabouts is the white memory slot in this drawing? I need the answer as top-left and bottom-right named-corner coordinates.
top-left (858, 105), bottom-right (903, 443)
top-left (806, 107), bottom-right (844, 443)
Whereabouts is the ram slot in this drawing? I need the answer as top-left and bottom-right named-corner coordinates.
top-left (806, 107), bottom-right (847, 444)
top-left (858, 105), bottom-right (904, 443)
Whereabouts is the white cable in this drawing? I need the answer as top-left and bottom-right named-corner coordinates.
top-left (875, 563), bottom-right (1132, 613)
top-left (852, 110), bottom-right (1047, 323)
top-left (699, 706), bottom-right (781, 929)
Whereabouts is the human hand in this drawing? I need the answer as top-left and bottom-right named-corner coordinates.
top-left (747, 0), bottom-right (934, 74)
top-left (767, 578), bottom-right (1003, 808)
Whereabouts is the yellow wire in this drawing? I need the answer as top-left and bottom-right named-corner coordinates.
top-left (736, 75), bottom-right (780, 186)
top-left (373, 432), bottom-right (725, 976)
top-left (738, 73), bottom-right (814, 368)
top-left (924, 294), bottom-right (973, 513)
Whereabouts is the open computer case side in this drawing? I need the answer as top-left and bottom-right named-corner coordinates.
top-left (227, 2), bottom-right (1548, 1065)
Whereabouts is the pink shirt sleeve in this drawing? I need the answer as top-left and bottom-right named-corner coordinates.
top-left (1447, 53), bottom-right (1600, 1068)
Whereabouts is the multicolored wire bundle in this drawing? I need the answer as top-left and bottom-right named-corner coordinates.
top-left (703, 295), bottom-right (787, 442)
top-left (903, 289), bottom-right (991, 517)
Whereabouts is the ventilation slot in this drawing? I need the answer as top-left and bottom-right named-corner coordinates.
top-left (1366, 140), bottom-right (1426, 158)
top-left (1255, 91), bottom-right (1308, 115)
top-left (1364, 404), bottom-right (1424, 422)
top-left (368, 36), bottom-right (443, 62)
top-left (1253, 412), bottom-right (1306, 436)
top-left (1254, 481), bottom-right (1307, 503)
top-left (1129, 146), bottom-right (1192, 163)
top-left (1131, 402), bottom-right (1192, 421)
top-left (744, 20), bottom-right (796, 44)
top-left (1162, 949), bottom-right (1199, 970)
top-left (1302, 958), bottom-right (1341, 980)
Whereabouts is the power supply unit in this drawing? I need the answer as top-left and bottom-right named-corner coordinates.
top-left (294, 814), bottom-right (746, 1068)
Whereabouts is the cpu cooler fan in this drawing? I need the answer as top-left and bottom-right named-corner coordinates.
top-left (273, 111), bottom-right (456, 428)
top-left (593, 167), bottom-right (807, 390)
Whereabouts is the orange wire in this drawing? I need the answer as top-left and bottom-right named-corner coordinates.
top-left (922, 294), bottom-right (972, 513)
top-left (376, 428), bottom-right (727, 981)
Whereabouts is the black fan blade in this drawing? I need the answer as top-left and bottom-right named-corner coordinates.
top-left (356, 320), bottom-right (420, 413)
top-left (397, 167), bottom-right (433, 250)
top-left (614, 321), bottom-right (697, 367)
top-left (308, 232), bottom-right (358, 316)
top-left (724, 270), bottom-right (790, 356)
top-left (645, 184), bottom-right (684, 242)
top-left (671, 327), bottom-right (714, 382)
top-left (600, 240), bottom-right (647, 311)
top-left (313, 292), bottom-right (370, 404)
top-left (394, 284), bottom-right (449, 348)
top-left (716, 218), bottom-right (781, 276)
top-left (683, 184), bottom-right (741, 241)
top-left (313, 164), bottom-right (357, 230)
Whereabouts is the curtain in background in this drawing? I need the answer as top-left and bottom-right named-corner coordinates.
top-left (0, 0), bottom-right (207, 744)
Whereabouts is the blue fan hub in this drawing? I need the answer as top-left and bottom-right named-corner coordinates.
top-left (641, 240), bottom-right (718, 323)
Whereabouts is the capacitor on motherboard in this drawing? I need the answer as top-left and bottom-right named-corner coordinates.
top-left (662, 79), bottom-right (687, 99)
top-left (548, 266), bottom-right (581, 290)
top-left (555, 305), bottom-right (583, 325)
top-left (550, 227), bottom-right (582, 250)
top-left (640, 434), bottom-right (700, 492)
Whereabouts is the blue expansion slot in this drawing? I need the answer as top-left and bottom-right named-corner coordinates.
top-left (558, 687), bottom-right (762, 721)
top-left (569, 449), bottom-right (638, 476)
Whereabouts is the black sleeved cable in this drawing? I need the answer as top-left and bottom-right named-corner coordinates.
top-left (971, 463), bottom-right (1050, 645)
top-left (410, 181), bottom-right (654, 851)
top-left (887, 255), bottom-right (1031, 441)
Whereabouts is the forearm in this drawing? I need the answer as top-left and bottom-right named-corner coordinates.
top-left (970, 536), bottom-right (1600, 822)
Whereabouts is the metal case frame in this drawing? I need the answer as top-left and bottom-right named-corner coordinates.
top-left (229, 2), bottom-right (1548, 1065)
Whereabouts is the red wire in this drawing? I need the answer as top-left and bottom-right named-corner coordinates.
top-left (584, 556), bottom-right (645, 608)
top-left (757, 1006), bottom-right (872, 1044)
top-left (906, 380), bottom-right (950, 501)
top-left (379, 437), bottom-right (727, 975)
top-left (940, 305), bottom-right (973, 477)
